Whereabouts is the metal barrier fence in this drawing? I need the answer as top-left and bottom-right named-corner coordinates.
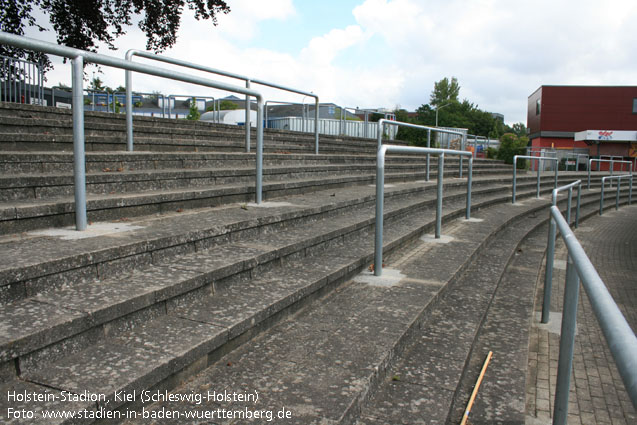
top-left (548, 205), bottom-right (637, 424)
top-left (587, 159), bottom-right (632, 189)
top-left (374, 142), bottom-right (473, 277)
top-left (512, 155), bottom-right (559, 203)
top-left (377, 119), bottom-right (469, 180)
top-left (599, 174), bottom-right (633, 215)
top-left (0, 54), bottom-right (44, 104)
top-left (0, 31), bottom-right (267, 230)
top-left (467, 134), bottom-right (489, 158)
top-left (526, 147), bottom-right (557, 171)
top-left (563, 153), bottom-right (589, 171)
top-left (126, 50), bottom-right (319, 154)
top-left (541, 180), bottom-right (582, 324)
top-left (166, 94), bottom-right (215, 119)
top-left (268, 116), bottom-right (398, 140)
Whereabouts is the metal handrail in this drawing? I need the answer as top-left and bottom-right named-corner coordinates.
top-left (467, 134), bottom-right (489, 158)
top-left (125, 49), bottom-right (319, 154)
top-left (588, 159), bottom-right (632, 189)
top-left (0, 31), bottom-right (267, 230)
top-left (549, 205), bottom-right (637, 424)
top-left (377, 119), bottom-right (468, 179)
top-left (166, 94), bottom-right (215, 119)
top-left (0, 54), bottom-right (44, 104)
top-left (563, 153), bottom-right (589, 171)
top-left (600, 174), bottom-right (633, 215)
top-left (541, 180), bottom-right (582, 324)
top-left (512, 155), bottom-right (559, 203)
top-left (374, 143), bottom-right (473, 277)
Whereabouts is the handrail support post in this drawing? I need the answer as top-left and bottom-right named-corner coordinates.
top-left (436, 153), bottom-right (444, 238)
top-left (71, 55), bottom-right (87, 231)
top-left (553, 255), bottom-right (581, 425)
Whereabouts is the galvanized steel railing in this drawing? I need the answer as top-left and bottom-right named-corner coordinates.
top-left (587, 159), bottom-right (633, 189)
top-left (599, 174), bottom-right (633, 215)
top-left (563, 153), bottom-right (589, 171)
top-left (0, 31), bottom-right (267, 230)
top-left (125, 49), bottom-right (319, 154)
top-left (512, 155), bottom-right (559, 203)
top-left (374, 142), bottom-right (473, 277)
top-left (541, 180), bottom-right (582, 324)
top-left (0, 54), bottom-right (44, 104)
top-left (166, 94), bottom-right (215, 119)
top-left (548, 205), bottom-right (637, 424)
top-left (377, 119), bottom-right (469, 180)
top-left (467, 134), bottom-right (489, 158)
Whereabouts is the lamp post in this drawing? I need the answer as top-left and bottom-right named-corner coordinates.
top-left (435, 102), bottom-right (451, 127)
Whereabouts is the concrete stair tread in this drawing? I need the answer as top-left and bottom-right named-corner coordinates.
top-left (357, 200), bottom-right (604, 424)
top-left (118, 197), bottom-right (553, 425)
top-left (0, 175), bottom-right (607, 302)
top-left (0, 179), bottom-right (520, 390)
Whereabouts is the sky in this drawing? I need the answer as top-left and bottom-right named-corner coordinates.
top-left (24, 0), bottom-right (637, 125)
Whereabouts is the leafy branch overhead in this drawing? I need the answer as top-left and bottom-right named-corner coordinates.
top-left (0, 0), bottom-right (230, 73)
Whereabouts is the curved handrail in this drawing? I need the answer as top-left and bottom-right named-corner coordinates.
top-left (549, 205), bottom-right (637, 423)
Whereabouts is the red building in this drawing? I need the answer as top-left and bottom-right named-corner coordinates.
top-left (527, 85), bottom-right (637, 169)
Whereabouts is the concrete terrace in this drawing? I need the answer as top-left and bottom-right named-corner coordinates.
top-left (0, 102), bottom-right (634, 424)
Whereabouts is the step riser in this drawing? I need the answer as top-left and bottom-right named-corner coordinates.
top-left (5, 185), bottom-right (513, 407)
top-left (5, 185), bottom-right (623, 380)
top-left (0, 154), bottom-right (508, 175)
top-left (0, 178), bottom-right (617, 306)
top-left (0, 173), bottom-right (608, 237)
top-left (0, 169), bottom-right (514, 202)
top-left (1, 181), bottom-right (488, 305)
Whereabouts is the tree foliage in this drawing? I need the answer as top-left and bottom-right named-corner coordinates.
top-left (219, 99), bottom-right (238, 110)
top-left (394, 77), bottom-right (527, 152)
top-left (186, 97), bottom-right (200, 120)
top-left (0, 0), bottom-right (230, 74)
top-left (496, 133), bottom-right (528, 166)
top-left (430, 76), bottom-right (460, 106)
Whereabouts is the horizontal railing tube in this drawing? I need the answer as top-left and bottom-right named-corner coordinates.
top-left (588, 159), bottom-right (633, 189)
top-left (374, 142), bottom-right (473, 277)
top-left (550, 206), bottom-right (637, 417)
top-left (512, 155), bottom-right (559, 203)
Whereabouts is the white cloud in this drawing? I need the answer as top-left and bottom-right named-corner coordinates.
top-left (19, 0), bottom-right (637, 125)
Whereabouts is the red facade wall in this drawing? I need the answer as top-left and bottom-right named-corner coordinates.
top-left (528, 86), bottom-right (637, 135)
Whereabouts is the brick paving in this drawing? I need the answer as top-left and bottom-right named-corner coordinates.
top-left (527, 204), bottom-right (637, 424)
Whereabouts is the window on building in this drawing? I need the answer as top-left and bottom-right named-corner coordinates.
top-left (536, 99), bottom-right (541, 115)
top-left (633, 98), bottom-right (637, 113)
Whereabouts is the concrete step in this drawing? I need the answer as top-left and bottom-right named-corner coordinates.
top-left (0, 165), bottom-right (522, 235)
top-left (111, 187), bottom-right (612, 425)
top-left (0, 162), bottom-right (513, 202)
top-left (0, 103), bottom-right (393, 154)
top-left (0, 179), bottom-right (621, 424)
top-left (356, 195), bottom-right (624, 425)
top-left (0, 150), bottom-right (507, 175)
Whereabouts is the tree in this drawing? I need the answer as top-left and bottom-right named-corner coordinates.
top-left (0, 0), bottom-right (230, 74)
top-left (497, 133), bottom-right (528, 166)
top-left (219, 99), bottom-right (239, 110)
top-left (186, 97), bottom-right (200, 120)
top-left (88, 77), bottom-right (105, 92)
top-left (430, 77), bottom-right (460, 106)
